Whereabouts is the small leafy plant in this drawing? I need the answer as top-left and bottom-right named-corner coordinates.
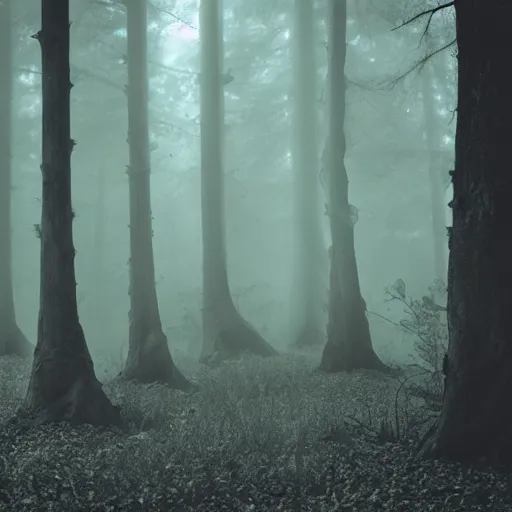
top-left (361, 279), bottom-right (449, 443)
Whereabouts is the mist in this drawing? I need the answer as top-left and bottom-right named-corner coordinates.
top-left (10, 0), bottom-right (454, 368)
top-left (11, 1), bottom-right (510, 510)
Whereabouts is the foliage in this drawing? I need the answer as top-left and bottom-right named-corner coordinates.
top-left (1, 353), bottom-right (510, 511)
top-left (379, 279), bottom-right (448, 421)
top-left (387, 279), bottom-right (447, 374)
top-left (353, 279), bottom-right (448, 446)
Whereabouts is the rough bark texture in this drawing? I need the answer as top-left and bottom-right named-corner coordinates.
top-left (290, 0), bottom-right (324, 348)
top-left (320, 0), bottom-right (388, 374)
top-left (421, 47), bottom-right (447, 282)
top-left (199, 0), bottom-right (277, 364)
top-left (420, 1), bottom-right (512, 464)
top-left (21, 0), bottom-right (120, 426)
top-left (0, 0), bottom-right (32, 358)
top-left (122, 0), bottom-right (190, 391)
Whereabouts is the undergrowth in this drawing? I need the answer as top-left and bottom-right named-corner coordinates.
top-left (389, 279), bottom-right (447, 417)
top-left (0, 348), bottom-right (509, 511)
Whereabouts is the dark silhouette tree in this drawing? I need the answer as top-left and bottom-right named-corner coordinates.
top-left (199, 0), bottom-right (277, 363)
top-left (0, 0), bottom-right (32, 357)
top-left (21, 0), bottom-right (120, 425)
top-left (121, 0), bottom-right (190, 389)
top-left (290, 0), bottom-right (325, 348)
top-left (419, 0), bottom-right (512, 464)
top-left (320, 0), bottom-right (388, 373)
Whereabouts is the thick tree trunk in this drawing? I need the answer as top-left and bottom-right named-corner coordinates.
top-left (420, 1), bottom-right (512, 464)
top-left (320, 0), bottom-right (388, 373)
top-left (290, 0), bottom-right (324, 348)
top-left (0, 0), bottom-right (32, 358)
top-left (199, 0), bottom-right (277, 364)
top-left (121, 0), bottom-right (190, 390)
top-left (21, 0), bottom-right (120, 426)
top-left (421, 50), bottom-right (447, 282)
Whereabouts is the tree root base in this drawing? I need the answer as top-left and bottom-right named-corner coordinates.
top-left (21, 376), bottom-right (121, 427)
top-left (121, 331), bottom-right (194, 392)
top-left (200, 315), bottom-right (278, 366)
top-left (319, 338), bottom-right (393, 375)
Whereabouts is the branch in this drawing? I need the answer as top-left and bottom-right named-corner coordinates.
top-left (16, 65), bottom-right (197, 138)
top-left (17, 66), bottom-right (42, 76)
top-left (392, 2), bottom-right (455, 34)
top-left (389, 38), bottom-right (456, 88)
top-left (98, 39), bottom-right (199, 77)
top-left (159, 9), bottom-right (197, 30)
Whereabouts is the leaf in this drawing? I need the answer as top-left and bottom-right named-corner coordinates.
top-left (393, 278), bottom-right (406, 299)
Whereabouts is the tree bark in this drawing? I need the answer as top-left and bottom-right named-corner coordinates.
top-left (420, 1), bottom-right (512, 464)
top-left (320, 0), bottom-right (388, 373)
top-left (121, 0), bottom-right (190, 390)
top-left (0, 0), bottom-right (32, 357)
top-left (290, 0), bottom-right (325, 348)
top-left (21, 0), bottom-right (120, 426)
top-left (421, 46), bottom-right (447, 283)
top-left (199, 0), bottom-right (277, 364)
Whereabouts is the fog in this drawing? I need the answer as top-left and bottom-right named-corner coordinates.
top-left (9, 0), bottom-right (455, 365)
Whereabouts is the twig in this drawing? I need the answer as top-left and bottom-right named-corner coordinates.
top-left (392, 2), bottom-right (455, 34)
top-left (389, 38), bottom-right (456, 87)
top-left (159, 9), bottom-right (197, 30)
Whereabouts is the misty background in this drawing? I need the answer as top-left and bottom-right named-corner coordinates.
top-left (10, 0), bottom-right (455, 365)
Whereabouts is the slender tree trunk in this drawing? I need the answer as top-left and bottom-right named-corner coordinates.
top-left (122, 0), bottom-right (190, 390)
top-left (21, 0), bottom-right (120, 425)
top-left (421, 50), bottom-right (447, 282)
top-left (290, 0), bottom-right (324, 348)
top-left (85, 164), bottom-right (107, 342)
top-left (199, 0), bottom-right (277, 363)
top-left (0, 0), bottom-right (32, 357)
top-left (420, 1), bottom-right (512, 464)
top-left (320, 0), bottom-right (388, 373)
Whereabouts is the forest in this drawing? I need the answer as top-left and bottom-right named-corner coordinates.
top-left (1, 0), bottom-right (511, 510)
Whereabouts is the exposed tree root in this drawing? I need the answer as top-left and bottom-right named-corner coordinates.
top-left (20, 324), bottom-right (122, 427)
top-left (121, 330), bottom-right (194, 392)
top-left (201, 306), bottom-right (278, 365)
top-left (22, 371), bottom-right (121, 426)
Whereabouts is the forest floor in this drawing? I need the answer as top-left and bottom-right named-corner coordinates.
top-left (0, 349), bottom-right (511, 511)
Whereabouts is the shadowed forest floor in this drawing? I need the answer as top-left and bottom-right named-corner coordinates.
top-left (0, 350), bottom-right (510, 511)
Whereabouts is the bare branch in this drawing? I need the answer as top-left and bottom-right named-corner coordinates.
top-left (392, 2), bottom-right (455, 33)
top-left (389, 38), bottom-right (456, 88)
top-left (159, 9), bottom-right (197, 30)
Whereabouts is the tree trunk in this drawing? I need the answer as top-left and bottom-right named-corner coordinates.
top-left (0, 0), bottom-right (32, 357)
top-left (91, 164), bottom-right (107, 334)
top-left (421, 47), bottom-right (447, 283)
top-left (21, 0), bottom-right (120, 426)
top-left (320, 0), bottom-right (388, 373)
top-left (121, 0), bottom-right (190, 390)
top-left (420, 1), bottom-right (512, 464)
top-left (199, 0), bottom-right (277, 364)
top-left (290, 0), bottom-right (325, 348)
